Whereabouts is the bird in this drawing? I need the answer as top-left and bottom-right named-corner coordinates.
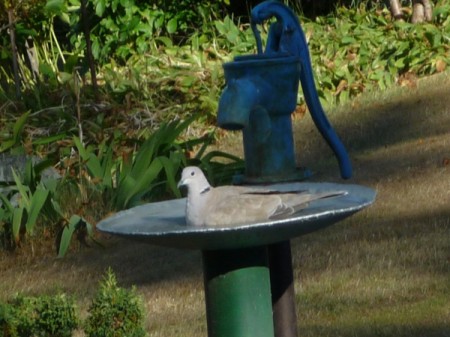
top-left (177, 166), bottom-right (345, 227)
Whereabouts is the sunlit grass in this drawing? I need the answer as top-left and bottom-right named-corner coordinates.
top-left (1, 73), bottom-right (449, 336)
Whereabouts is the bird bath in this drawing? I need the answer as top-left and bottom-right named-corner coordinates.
top-left (98, 1), bottom-right (376, 336)
top-left (97, 182), bottom-right (375, 337)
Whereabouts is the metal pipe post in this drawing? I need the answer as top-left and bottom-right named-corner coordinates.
top-left (269, 241), bottom-right (298, 337)
top-left (202, 247), bottom-right (275, 337)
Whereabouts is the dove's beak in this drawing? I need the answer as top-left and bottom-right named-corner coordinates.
top-left (177, 178), bottom-right (188, 197)
top-left (177, 178), bottom-right (187, 189)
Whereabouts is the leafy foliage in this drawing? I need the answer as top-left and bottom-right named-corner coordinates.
top-left (0, 294), bottom-right (78, 337)
top-left (0, 0), bottom-right (448, 256)
top-left (0, 114), bottom-right (243, 256)
top-left (0, 159), bottom-right (51, 246)
top-left (0, 274), bottom-right (149, 337)
top-left (80, 0), bottom-right (229, 63)
top-left (84, 269), bottom-right (146, 337)
top-left (303, 3), bottom-right (450, 105)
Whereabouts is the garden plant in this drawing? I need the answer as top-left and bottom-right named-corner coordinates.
top-left (0, 0), bottom-right (449, 335)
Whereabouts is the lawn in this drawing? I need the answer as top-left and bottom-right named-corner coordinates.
top-left (1, 71), bottom-right (449, 336)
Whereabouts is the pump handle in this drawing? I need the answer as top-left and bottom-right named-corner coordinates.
top-left (251, 1), bottom-right (352, 179)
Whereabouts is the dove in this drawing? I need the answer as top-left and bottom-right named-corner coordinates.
top-left (177, 166), bottom-right (345, 227)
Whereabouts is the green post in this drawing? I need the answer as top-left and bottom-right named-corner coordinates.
top-left (202, 247), bottom-right (275, 337)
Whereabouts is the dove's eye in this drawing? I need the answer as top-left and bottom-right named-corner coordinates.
top-left (190, 171), bottom-right (195, 176)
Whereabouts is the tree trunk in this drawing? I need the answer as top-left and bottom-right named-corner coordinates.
top-left (389, 0), bottom-right (403, 20)
top-left (7, 8), bottom-right (21, 98)
top-left (423, 0), bottom-right (433, 21)
top-left (412, 0), bottom-right (433, 23)
top-left (80, 0), bottom-right (98, 98)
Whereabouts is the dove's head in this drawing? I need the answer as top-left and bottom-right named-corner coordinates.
top-left (178, 166), bottom-right (211, 195)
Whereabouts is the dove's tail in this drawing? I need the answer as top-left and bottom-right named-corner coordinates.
top-left (281, 190), bottom-right (348, 215)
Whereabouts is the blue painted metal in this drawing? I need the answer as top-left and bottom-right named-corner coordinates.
top-left (217, 0), bottom-right (352, 180)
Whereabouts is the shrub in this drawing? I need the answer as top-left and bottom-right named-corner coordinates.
top-left (0, 294), bottom-right (78, 337)
top-left (0, 301), bottom-right (19, 337)
top-left (4, 296), bottom-right (36, 337)
top-left (84, 269), bottom-right (146, 337)
top-left (34, 294), bottom-right (78, 337)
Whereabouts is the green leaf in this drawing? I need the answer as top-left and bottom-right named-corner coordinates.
top-left (64, 54), bottom-right (80, 74)
top-left (12, 207), bottom-right (24, 243)
top-left (122, 158), bottom-right (163, 209)
top-left (23, 159), bottom-right (35, 188)
top-left (131, 137), bottom-right (157, 178)
top-left (25, 187), bottom-right (49, 234)
top-left (114, 175), bottom-right (137, 209)
top-left (341, 36), bottom-right (356, 45)
top-left (59, 71), bottom-right (73, 84)
top-left (33, 133), bottom-right (67, 145)
top-left (167, 17), bottom-right (178, 34)
top-left (394, 58), bottom-right (405, 68)
top-left (58, 215), bottom-right (81, 258)
top-left (95, 0), bottom-right (106, 16)
top-left (51, 199), bottom-right (65, 219)
top-left (73, 136), bottom-right (87, 158)
top-left (159, 155), bottom-right (181, 198)
top-left (155, 36), bottom-right (173, 48)
top-left (12, 112), bottom-right (30, 145)
top-left (45, 0), bottom-right (67, 14)
top-left (11, 169), bottom-right (30, 209)
top-left (0, 194), bottom-right (13, 213)
top-left (73, 137), bottom-right (106, 184)
top-left (59, 12), bottom-right (70, 24)
top-left (0, 111), bottom-right (30, 152)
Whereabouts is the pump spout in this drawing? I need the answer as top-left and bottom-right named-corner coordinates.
top-left (217, 78), bottom-right (259, 131)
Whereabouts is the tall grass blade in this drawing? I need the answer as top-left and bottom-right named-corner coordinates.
top-left (58, 215), bottom-right (81, 258)
top-left (74, 137), bottom-right (104, 180)
top-left (11, 169), bottom-right (30, 209)
top-left (12, 207), bottom-right (24, 243)
top-left (122, 158), bottom-right (164, 209)
top-left (25, 187), bottom-right (49, 234)
top-left (159, 154), bottom-right (182, 198)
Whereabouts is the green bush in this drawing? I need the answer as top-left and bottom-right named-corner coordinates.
top-left (84, 269), bottom-right (146, 337)
top-left (0, 301), bottom-right (19, 337)
top-left (1, 276), bottom-right (148, 337)
top-left (34, 294), bottom-right (78, 337)
top-left (2, 296), bottom-right (36, 337)
top-left (0, 294), bottom-right (77, 337)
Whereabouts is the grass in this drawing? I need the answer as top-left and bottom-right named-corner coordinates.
top-left (290, 70), bottom-right (450, 336)
top-left (1, 71), bottom-right (450, 336)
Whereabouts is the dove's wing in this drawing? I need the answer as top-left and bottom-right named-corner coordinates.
top-left (203, 187), bottom-right (285, 226)
top-left (273, 190), bottom-right (347, 218)
top-left (202, 188), bottom-right (347, 226)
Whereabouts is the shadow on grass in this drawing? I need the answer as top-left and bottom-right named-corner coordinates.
top-left (299, 324), bottom-right (450, 337)
top-left (294, 73), bottom-right (450, 182)
top-left (293, 207), bottom-right (450, 275)
top-left (337, 84), bottom-right (450, 153)
top-left (61, 237), bottom-right (203, 289)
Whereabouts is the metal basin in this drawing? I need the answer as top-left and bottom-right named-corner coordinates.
top-left (96, 182), bottom-right (376, 250)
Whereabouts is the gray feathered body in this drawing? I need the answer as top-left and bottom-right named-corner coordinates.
top-left (178, 166), bottom-right (344, 227)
